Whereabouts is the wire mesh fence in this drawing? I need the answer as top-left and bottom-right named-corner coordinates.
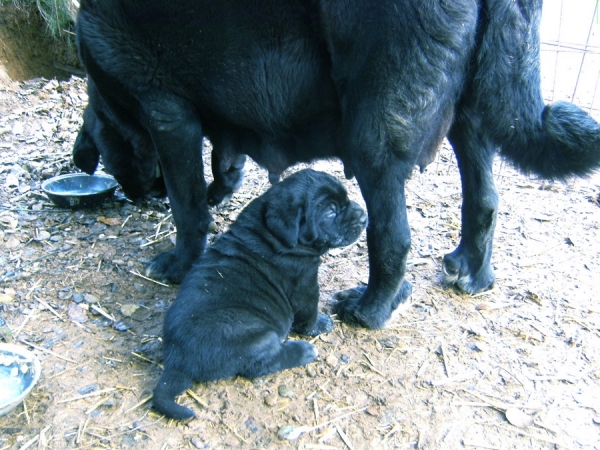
top-left (541, 0), bottom-right (600, 120)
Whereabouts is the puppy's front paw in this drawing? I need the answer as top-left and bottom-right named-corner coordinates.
top-left (282, 340), bottom-right (318, 367)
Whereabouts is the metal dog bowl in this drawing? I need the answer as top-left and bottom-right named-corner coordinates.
top-left (41, 173), bottom-right (118, 209)
top-left (0, 343), bottom-right (41, 417)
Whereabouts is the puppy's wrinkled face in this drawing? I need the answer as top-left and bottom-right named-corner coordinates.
top-left (263, 169), bottom-right (367, 253)
top-left (300, 183), bottom-right (367, 251)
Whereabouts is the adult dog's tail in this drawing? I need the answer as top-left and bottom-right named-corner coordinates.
top-left (152, 369), bottom-right (195, 420)
top-left (465, 0), bottom-right (600, 180)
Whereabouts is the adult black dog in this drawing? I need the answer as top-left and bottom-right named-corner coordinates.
top-left (75, 0), bottom-right (600, 329)
top-left (152, 169), bottom-right (368, 419)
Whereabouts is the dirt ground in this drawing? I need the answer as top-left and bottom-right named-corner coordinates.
top-left (0, 2), bottom-right (82, 84)
top-left (1, 73), bottom-right (599, 449)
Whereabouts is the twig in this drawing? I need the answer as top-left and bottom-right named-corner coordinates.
top-left (129, 270), bottom-right (169, 287)
top-left (17, 435), bottom-right (38, 450)
top-left (131, 352), bottom-right (163, 368)
top-left (440, 340), bottom-right (451, 377)
top-left (124, 395), bottom-right (153, 414)
top-left (13, 309), bottom-right (37, 338)
top-left (58, 388), bottom-right (117, 404)
top-left (76, 417), bottom-right (90, 445)
top-left (221, 421), bottom-right (248, 444)
top-left (86, 396), bottom-right (111, 415)
top-left (431, 371), bottom-right (478, 387)
top-left (285, 407), bottom-right (368, 439)
top-left (90, 304), bottom-right (115, 322)
top-left (498, 424), bottom-right (573, 449)
top-left (34, 296), bottom-right (64, 320)
top-left (19, 338), bottom-right (76, 363)
top-left (186, 389), bottom-right (208, 408)
top-left (336, 424), bottom-right (354, 450)
top-left (139, 230), bottom-right (176, 248)
top-left (462, 440), bottom-right (501, 449)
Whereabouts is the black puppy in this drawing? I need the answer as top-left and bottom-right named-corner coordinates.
top-left (153, 169), bottom-right (367, 420)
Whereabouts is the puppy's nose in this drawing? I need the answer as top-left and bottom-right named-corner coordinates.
top-left (357, 210), bottom-right (368, 228)
top-left (350, 203), bottom-right (368, 228)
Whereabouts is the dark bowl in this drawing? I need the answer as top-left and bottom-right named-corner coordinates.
top-left (41, 173), bottom-right (119, 209)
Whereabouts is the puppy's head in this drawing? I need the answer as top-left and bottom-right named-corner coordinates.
top-left (264, 169), bottom-right (367, 254)
top-left (73, 81), bottom-right (167, 200)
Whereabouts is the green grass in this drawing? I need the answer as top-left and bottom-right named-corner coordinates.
top-left (2, 0), bottom-right (76, 39)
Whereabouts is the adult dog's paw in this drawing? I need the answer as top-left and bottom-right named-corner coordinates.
top-left (333, 281), bottom-right (412, 329)
top-left (145, 250), bottom-right (188, 284)
top-left (442, 249), bottom-right (495, 294)
top-left (206, 181), bottom-right (234, 207)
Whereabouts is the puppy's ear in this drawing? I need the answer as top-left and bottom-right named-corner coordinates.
top-left (73, 126), bottom-right (100, 175)
top-left (264, 195), bottom-right (303, 248)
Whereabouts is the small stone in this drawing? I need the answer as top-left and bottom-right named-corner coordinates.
top-left (306, 365), bottom-right (317, 377)
top-left (35, 230), bottom-right (51, 241)
top-left (5, 173), bottom-right (19, 187)
top-left (72, 293), bottom-right (84, 304)
top-left (277, 425), bottom-right (308, 440)
top-left (366, 406), bottom-right (381, 417)
top-left (77, 384), bottom-right (99, 395)
top-left (68, 303), bottom-right (87, 324)
top-left (58, 290), bottom-right (73, 301)
top-left (113, 321), bottom-right (131, 332)
top-left (0, 294), bottom-right (14, 304)
top-left (191, 437), bottom-right (206, 449)
top-left (5, 236), bottom-right (20, 249)
top-left (11, 122), bottom-right (24, 136)
top-left (264, 395), bottom-right (278, 407)
top-left (277, 385), bottom-right (295, 399)
top-left (120, 304), bottom-right (140, 317)
top-left (83, 294), bottom-right (99, 304)
top-left (505, 408), bottom-right (534, 428)
top-left (325, 354), bottom-right (338, 367)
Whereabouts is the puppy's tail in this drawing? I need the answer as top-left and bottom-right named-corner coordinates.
top-left (463, 0), bottom-right (600, 180)
top-left (152, 369), bottom-right (195, 420)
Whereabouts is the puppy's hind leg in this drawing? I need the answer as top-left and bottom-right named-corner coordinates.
top-left (240, 333), bottom-right (318, 379)
top-left (152, 369), bottom-right (195, 420)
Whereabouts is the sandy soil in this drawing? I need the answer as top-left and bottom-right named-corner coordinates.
top-left (0, 75), bottom-right (599, 450)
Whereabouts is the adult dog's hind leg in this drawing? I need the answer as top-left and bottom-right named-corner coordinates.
top-left (443, 118), bottom-right (498, 293)
top-left (142, 94), bottom-right (213, 283)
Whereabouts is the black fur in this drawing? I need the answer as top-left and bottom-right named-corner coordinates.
top-left (73, 80), bottom-right (245, 204)
top-left (75, 0), bottom-right (600, 328)
top-left (152, 169), bottom-right (367, 419)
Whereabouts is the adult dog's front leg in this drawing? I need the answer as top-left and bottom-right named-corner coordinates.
top-left (334, 167), bottom-right (413, 329)
top-left (142, 95), bottom-right (213, 283)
